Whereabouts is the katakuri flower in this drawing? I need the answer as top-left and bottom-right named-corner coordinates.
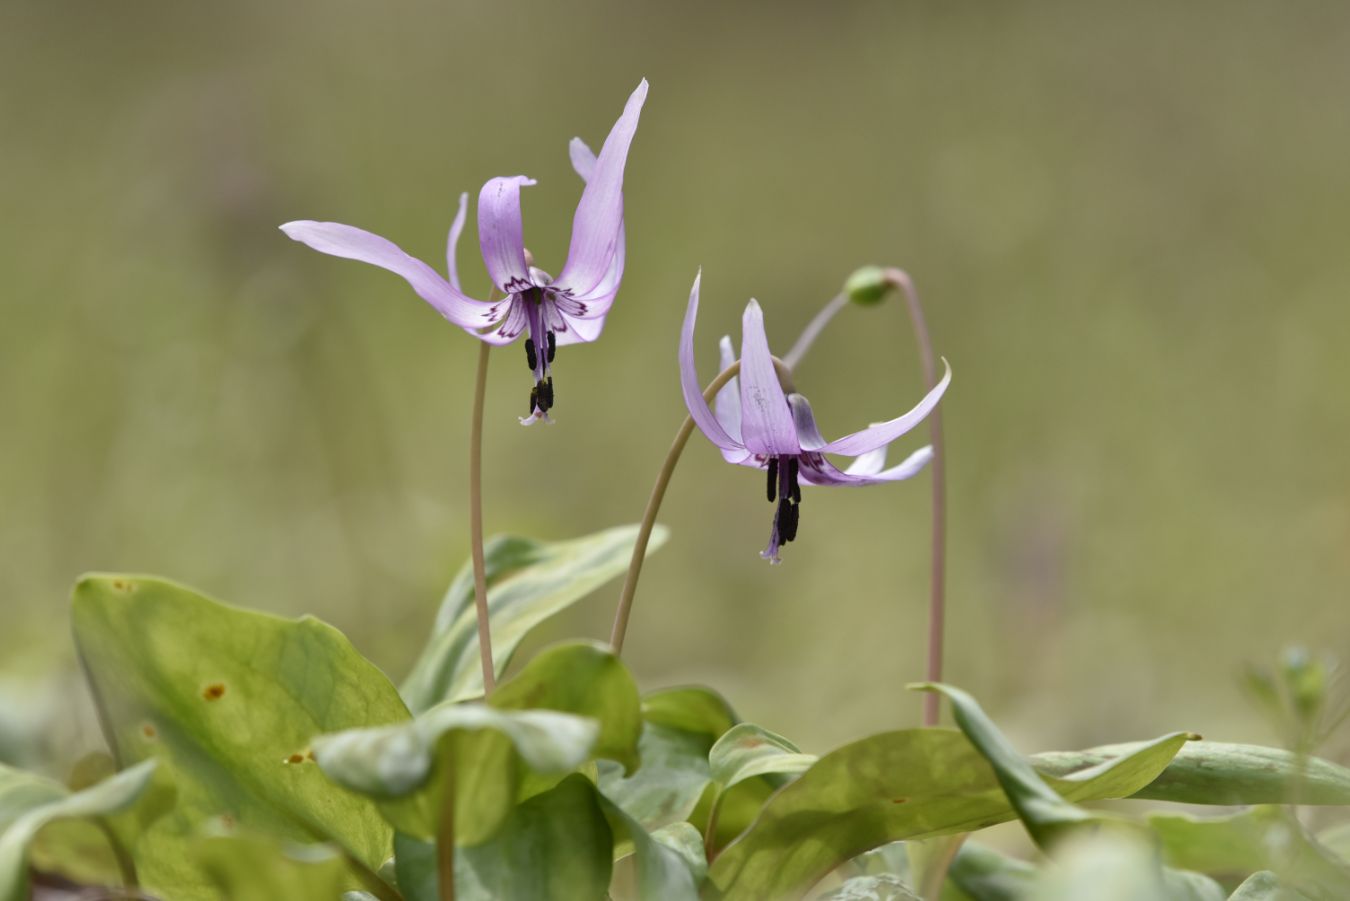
top-left (281, 80), bottom-right (647, 424)
top-left (679, 273), bottom-right (951, 562)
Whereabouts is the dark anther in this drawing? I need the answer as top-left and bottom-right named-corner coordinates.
top-left (787, 458), bottom-right (800, 502)
top-left (781, 500), bottom-right (800, 543)
top-left (525, 338), bottom-right (537, 371)
top-left (766, 457), bottom-right (779, 502)
top-left (529, 384), bottom-right (538, 415)
top-left (536, 377), bottom-right (554, 412)
top-left (546, 330), bottom-right (556, 363)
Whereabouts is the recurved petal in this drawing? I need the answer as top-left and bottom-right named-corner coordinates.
top-left (553, 80), bottom-right (647, 299)
top-left (785, 393), bottom-right (827, 452)
top-left (680, 272), bottom-right (744, 453)
top-left (280, 220), bottom-right (496, 328)
top-left (569, 137), bottom-right (597, 182)
top-left (816, 359), bottom-right (952, 457)
top-left (714, 335), bottom-right (742, 442)
top-left (474, 295), bottom-right (529, 346)
top-left (800, 445), bottom-right (934, 486)
top-left (446, 192), bottom-right (468, 291)
top-left (564, 136), bottom-right (626, 305)
top-left (477, 176), bottom-right (537, 294)
top-left (738, 300), bottom-right (799, 456)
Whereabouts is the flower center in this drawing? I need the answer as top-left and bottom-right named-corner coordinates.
top-left (520, 288), bottom-right (558, 418)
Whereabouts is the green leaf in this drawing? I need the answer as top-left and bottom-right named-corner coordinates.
top-left (392, 778), bottom-right (702, 901)
top-left (1150, 806), bottom-right (1350, 898)
top-left (401, 525), bottom-right (668, 712)
top-left (71, 574), bottom-right (409, 899)
top-left (599, 723), bottom-right (712, 832)
top-left (707, 727), bottom-right (1190, 900)
top-left (1028, 833), bottom-right (1223, 901)
top-left (945, 841), bottom-right (1037, 901)
top-left (318, 641), bottom-right (640, 845)
top-left (1031, 742), bottom-right (1350, 805)
top-left (0, 760), bottom-right (159, 901)
top-left (641, 686), bottom-right (738, 738)
top-left (192, 832), bottom-right (356, 901)
top-left (915, 683), bottom-right (1190, 848)
top-left (819, 874), bottom-right (921, 900)
top-left (708, 724), bottom-right (816, 791)
top-left (1228, 871), bottom-right (1315, 900)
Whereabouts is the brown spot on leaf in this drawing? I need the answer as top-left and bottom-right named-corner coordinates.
top-left (111, 579), bottom-right (133, 592)
top-left (202, 683), bottom-right (226, 701)
top-left (141, 723), bottom-right (157, 739)
top-left (891, 798), bottom-right (909, 804)
top-left (285, 753), bottom-right (305, 765)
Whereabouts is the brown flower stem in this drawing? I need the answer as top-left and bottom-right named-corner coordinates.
top-left (469, 338), bottom-right (496, 696)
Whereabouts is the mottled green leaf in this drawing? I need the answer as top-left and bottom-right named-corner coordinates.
top-left (319, 641), bottom-right (639, 845)
top-left (707, 726), bottom-right (1189, 900)
top-left (193, 832), bottom-right (355, 901)
top-left (820, 873), bottom-right (921, 900)
top-left (641, 686), bottom-right (737, 738)
top-left (401, 525), bottom-right (668, 711)
top-left (1150, 806), bottom-right (1350, 898)
top-left (1031, 742), bottom-right (1350, 806)
top-left (0, 760), bottom-right (158, 901)
top-left (945, 841), bottom-right (1037, 901)
top-left (599, 723), bottom-right (710, 832)
top-left (709, 724), bottom-right (815, 791)
top-left (72, 575), bottom-right (408, 900)
top-left (601, 794), bottom-right (701, 901)
top-left (1228, 870), bottom-right (1315, 900)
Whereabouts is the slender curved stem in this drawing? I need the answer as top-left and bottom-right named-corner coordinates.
top-left (469, 339), bottom-right (495, 696)
top-left (782, 292), bottom-right (847, 370)
top-left (882, 268), bottom-right (947, 728)
top-left (610, 362), bottom-right (742, 654)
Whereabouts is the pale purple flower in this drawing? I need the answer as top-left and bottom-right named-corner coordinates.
top-left (281, 80), bottom-right (648, 424)
top-left (679, 272), bottom-right (951, 563)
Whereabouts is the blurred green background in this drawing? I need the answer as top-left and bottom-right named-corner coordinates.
top-left (2, 0), bottom-right (1347, 774)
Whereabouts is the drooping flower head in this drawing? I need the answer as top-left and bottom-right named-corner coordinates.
top-left (679, 272), bottom-right (951, 562)
top-left (281, 80), bottom-right (647, 424)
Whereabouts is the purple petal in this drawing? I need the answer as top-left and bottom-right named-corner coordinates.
top-left (679, 271), bottom-right (744, 453)
top-left (553, 80), bottom-right (647, 299)
top-left (474, 295), bottom-right (528, 346)
top-left (816, 359), bottom-right (952, 457)
top-left (737, 300), bottom-right (799, 456)
top-left (786, 393), bottom-right (827, 452)
top-left (566, 137), bottom-right (626, 306)
top-left (714, 335), bottom-right (742, 443)
top-left (799, 446), bottom-right (934, 486)
top-left (446, 192), bottom-right (468, 292)
top-left (477, 176), bottom-right (537, 294)
top-left (280, 220), bottom-right (497, 328)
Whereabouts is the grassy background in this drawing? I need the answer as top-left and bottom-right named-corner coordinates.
top-left (2, 0), bottom-right (1348, 769)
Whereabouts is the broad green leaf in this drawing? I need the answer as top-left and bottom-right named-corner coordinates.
top-left (600, 723), bottom-right (711, 832)
top-left (459, 775), bottom-right (612, 901)
top-left (709, 724), bottom-right (816, 791)
top-left (0, 760), bottom-right (158, 901)
top-left (944, 841), bottom-right (1037, 901)
top-left (819, 874), bottom-right (921, 900)
top-left (1028, 833), bottom-right (1223, 901)
top-left (707, 727), bottom-right (1189, 900)
top-left (915, 683), bottom-right (1191, 847)
top-left (319, 641), bottom-right (640, 844)
top-left (71, 574), bottom-right (409, 899)
top-left (1150, 807), bottom-right (1350, 898)
top-left (401, 525), bottom-right (668, 711)
top-left (193, 832), bottom-right (354, 901)
top-left (641, 686), bottom-right (738, 738)
top-left (1228, 871), bottom-right (1315, 900)
top-left (1031, 742), bottom-right (1350, 806)
top-left (600, 794), bottom-right (701, 901)
top-left (393, 778), bottom-right (702, 901)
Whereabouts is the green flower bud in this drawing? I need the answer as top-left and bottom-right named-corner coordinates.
top-left (844, 265), bottom-right (893, 306)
